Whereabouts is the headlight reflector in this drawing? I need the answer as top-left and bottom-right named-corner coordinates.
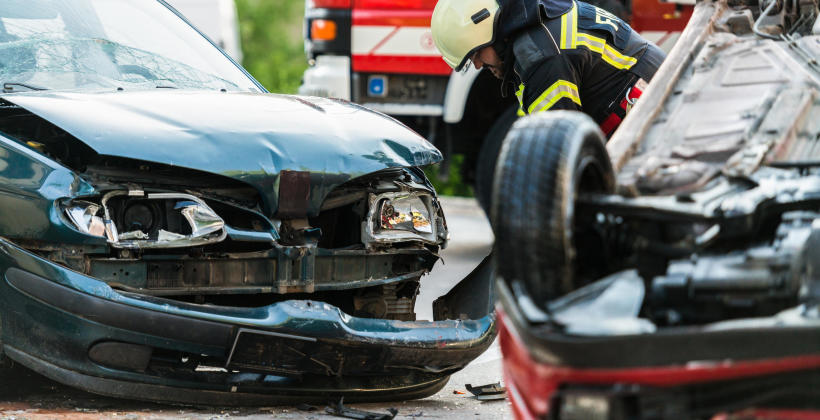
top-left (63, 191), bottom-right (226, 248)
top-left (377, 195), bottom-right (433, 234)
top-left (65, 201), bottom-right (106, 237)
top-left (176, 200), bottom-right (225, 237)
top-left (364, 192), bottom-right (441, 246)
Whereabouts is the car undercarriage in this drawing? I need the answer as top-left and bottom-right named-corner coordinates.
top-left (492, 0), bottom-right (820, 417)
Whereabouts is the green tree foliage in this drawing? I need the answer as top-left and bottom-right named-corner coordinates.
top-left (424, 155), bottom-right (474, 197)
top-left (235, 0), bottom-right (307, 93)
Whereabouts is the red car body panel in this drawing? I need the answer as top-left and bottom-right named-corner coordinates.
top-left (499, 310), bottom-right (820, 419)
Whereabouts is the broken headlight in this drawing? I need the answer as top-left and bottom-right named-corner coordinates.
top-left (64, 201), bottom-right (106, 237)
top-left (363, 192), bottom-right (439, 245)
top-left (64, 191), bottom-right (226, 248)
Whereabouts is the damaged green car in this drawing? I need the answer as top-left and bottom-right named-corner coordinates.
top-left (0, 0), bottom-right (494, 404)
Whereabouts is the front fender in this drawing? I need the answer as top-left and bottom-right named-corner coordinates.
top-left (0, 134), bottom-right (101, 245)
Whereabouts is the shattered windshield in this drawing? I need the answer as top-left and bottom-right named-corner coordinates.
top-left (0, 0), bottom-right (258, 92)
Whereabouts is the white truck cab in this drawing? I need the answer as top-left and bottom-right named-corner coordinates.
top-left (164, 0), bottom-right (243, 63)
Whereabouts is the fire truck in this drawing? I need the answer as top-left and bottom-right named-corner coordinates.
top-left (298, 0), bottom-right (693, 209)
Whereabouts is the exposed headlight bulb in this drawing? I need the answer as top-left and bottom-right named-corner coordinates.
top-left (377, 195), bottom-right (433, 234)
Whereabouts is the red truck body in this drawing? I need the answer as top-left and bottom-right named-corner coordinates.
top-left (305, 0), bottom-right (692, 81)
top-left (348, 0), bottom-right (450, 75)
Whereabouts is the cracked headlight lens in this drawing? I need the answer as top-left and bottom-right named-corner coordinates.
top-left (378, 195), bottom-right (433, 234)
top-left (107, 193), bottom-right (227, 248)
top-left (64, 201), bottom-right (106, 237)
top-left (364, 192), bottom-right (440, 246)
top-left (64, 192), bottom-right (227, 248)
top-left (176, 200), bottom-right (225, 237)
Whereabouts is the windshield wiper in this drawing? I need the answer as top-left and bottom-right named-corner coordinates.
top-left (3, 82), bottom-right (47, 93)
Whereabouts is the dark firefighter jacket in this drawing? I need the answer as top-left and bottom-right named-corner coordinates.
top-left (497, 0), bottom-right (666, 124)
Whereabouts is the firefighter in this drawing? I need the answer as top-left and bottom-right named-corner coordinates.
top-left (431, 0), bottom-right (666, 136)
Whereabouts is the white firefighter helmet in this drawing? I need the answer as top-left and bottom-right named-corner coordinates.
top-left (431, 0), bottom-right (501, 71)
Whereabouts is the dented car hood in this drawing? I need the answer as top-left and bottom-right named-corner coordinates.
top-left (1, 90), bottom-right (442, 215)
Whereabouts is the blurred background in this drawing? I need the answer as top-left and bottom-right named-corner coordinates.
top-left (235, 0), bottom-right (307, 94)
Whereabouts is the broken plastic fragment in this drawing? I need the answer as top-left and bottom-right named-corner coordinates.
top-left (465, 383), bottom-right (507, 401)
top-left (157, 229), bottom-right (186, 242)
top-left (549, 270), bottom-right (656, 335)
top-left (119, 230), bottom-right (150, 241)
top-left (65, 202), bottom-right (106, 237)
top-left (104, 220), bottom-right (119, 242)
top-left (325, 397), bottom-right (397, 420)
top-left (178, 201), bottom-right (224, 237)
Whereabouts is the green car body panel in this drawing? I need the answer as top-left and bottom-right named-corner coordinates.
top-left (1, 90), bottom-right (443, 219)
top-left (0, 0), bottom-right (494, 404)
top-left (0, 89), bottom-right (496, 403)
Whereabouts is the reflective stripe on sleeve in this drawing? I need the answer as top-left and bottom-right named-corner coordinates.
top-left (516, 84), bottom-right (526, 116)
top-left (558, 1), bottom-right (638, 71)
top-left (528, 80), bottom-right (581, 113)
top-left (575, 32), bottom-right (637, 70)
top-left (559, 4), bottom-right (577, 50)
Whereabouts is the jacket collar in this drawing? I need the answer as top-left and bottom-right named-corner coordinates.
top-left (496, 0), bottom-right (573, 41)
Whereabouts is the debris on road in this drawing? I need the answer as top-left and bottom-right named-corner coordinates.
top-left (296, 403), bottom-right (318, 412)
top-left (465, 383), bottom-right (507, 401)
top-left (325, 397), bottom-right (398, 420)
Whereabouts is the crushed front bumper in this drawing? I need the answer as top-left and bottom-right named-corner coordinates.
top-left (0, 238), bottom-right (495, 405)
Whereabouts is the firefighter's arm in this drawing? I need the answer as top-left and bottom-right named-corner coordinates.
top-left (522, 55), bottom-right (581, 114)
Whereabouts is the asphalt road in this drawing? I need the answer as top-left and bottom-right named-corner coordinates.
top-left (0, 197), bottom-right (511, 420)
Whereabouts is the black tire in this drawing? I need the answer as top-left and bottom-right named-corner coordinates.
top-left (474, 105), bottom-right (519, 214)
top-left (491, 111), bottom-right (615, 307)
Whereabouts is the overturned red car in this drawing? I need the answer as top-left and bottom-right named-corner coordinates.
top-left (491, 0), bottom-right (820, 418)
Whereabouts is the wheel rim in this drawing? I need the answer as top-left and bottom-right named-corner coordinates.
top-left (563, 145), bottom-right (612, 292)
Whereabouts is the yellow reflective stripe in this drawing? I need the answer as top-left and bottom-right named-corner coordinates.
top-left (515, 84), bottom-right (526, 115)
top-left (560, 12), bottom-right (568, 49)
top-left (575, 32), bottom-right (637, 70)
top-left (557, 2), bottom-right (638, 70)
top-left (559, 3), bottom-right (577, 50)
top-left (528, 80), bottom-right (581, 114)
